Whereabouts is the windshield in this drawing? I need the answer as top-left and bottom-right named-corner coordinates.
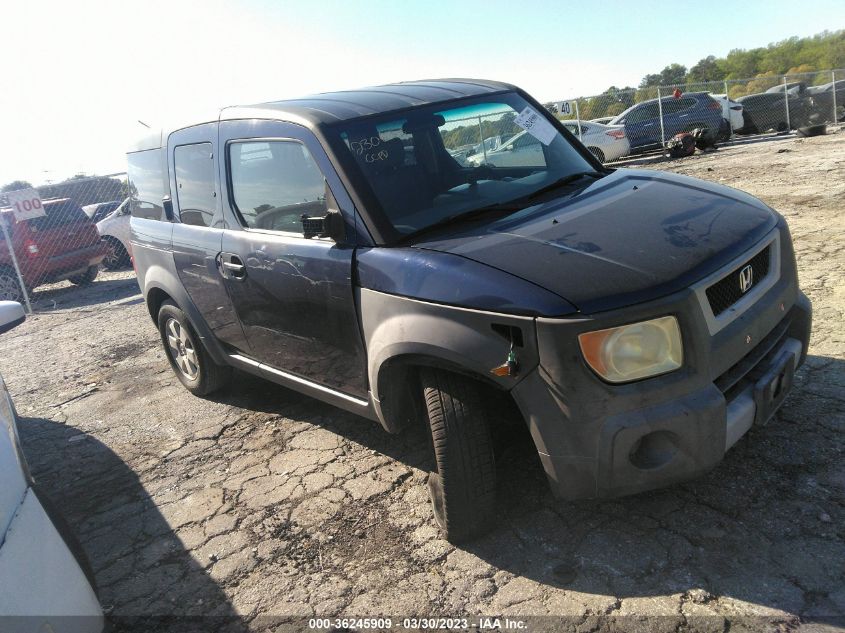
top-left (330, 92), bottom-right (595, 242)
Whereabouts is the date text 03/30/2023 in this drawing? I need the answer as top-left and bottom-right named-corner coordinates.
top-left (308, 617), bottom-right (528, 630)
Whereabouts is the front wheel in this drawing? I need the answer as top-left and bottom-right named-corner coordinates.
top-left (0, 267), bottom-right (27, 302)
top-left (68, 265), bottom-right (98, 286)
top-left (420, 368), bottom-right (496, 543)
top-left (157, 301), bottom-right (231, 396)
top-left (102, 238), bottom-right (130, 270)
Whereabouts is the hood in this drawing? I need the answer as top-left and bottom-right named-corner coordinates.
top-left (411, 169), bottom-right (778, 314)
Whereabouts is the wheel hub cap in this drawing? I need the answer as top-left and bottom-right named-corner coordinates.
top-left (165, 318), bottom-right (199, 380)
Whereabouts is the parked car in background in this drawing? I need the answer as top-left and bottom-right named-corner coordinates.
top-left (130, 79), bottom-right (811, 544)
top-left (806, 80), bottom-right (845, 122)
top-left (0, 198), bottom-right (107, 302)
top-left (82, 200), bottom-right (122, 224)
top-left (467, 129), bottom-right (544, 167)
top-left (709, 94), bottom-right (744, 135)
top-left (465, 135), bottom-right (503, 163)
top-left (559, 120), bottom-right (630, 162)
top-left (96, 198), bottom-right (132, 269)
top-left (589, 116), bottom-right (614, 125)
top-left (0, 301), bottom-right (104, 631)
top-left (608, 92), bottom-right (727, 152)
top-left (765, 82), bottom-right (806, 95)
top-left (734, 91), bottom-right (816, 135)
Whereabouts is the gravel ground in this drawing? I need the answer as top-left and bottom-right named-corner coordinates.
top-left (2, 131), bottom-right (843, 632)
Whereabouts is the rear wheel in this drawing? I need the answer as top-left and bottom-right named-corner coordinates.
top-left (157, 300), bottom-right (231, 396)
top-left (796, 124), bottom-right (827, 137)
top-left (587, 147), bottom-right (605, 163)
top-left (0, 267), bottom-right (26, 302)
top-left (68, 265), bottom-right (98, 286)
top-left (420, 368), bottom-right (496, 543)
top-left (101, 237), bottom-right (129, 270)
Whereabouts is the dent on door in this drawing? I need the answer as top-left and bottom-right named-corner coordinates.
top-left (221, 231), bottom-right (368, 397)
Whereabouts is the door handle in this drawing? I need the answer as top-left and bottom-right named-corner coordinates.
top-left (218, 253), bottom-right (247, 279)
top-left (223, 261), bottom-right (245, 273)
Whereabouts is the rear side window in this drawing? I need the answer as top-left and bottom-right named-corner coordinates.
top-left (228, 141), bottom-right (326, 234)
top-left (662, 97), bottom-right (697, 114)
top-left (128, 148), bottom-right (168, 221)
top-left (29, 200), bottom-right (89, 231)
top-left (174, 143), bottom-right (216, 228)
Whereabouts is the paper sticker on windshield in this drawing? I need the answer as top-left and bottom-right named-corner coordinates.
top-left (514, 106), bottom-right (557, 145)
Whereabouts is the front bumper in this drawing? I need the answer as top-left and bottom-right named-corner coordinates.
top-left (511, 225), bottom-right (812, 500)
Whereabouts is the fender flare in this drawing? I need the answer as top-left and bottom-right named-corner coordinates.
top-left (141, 264), bottom-right (230, 367)
top-left (360, 289), bottom-right (539, 433)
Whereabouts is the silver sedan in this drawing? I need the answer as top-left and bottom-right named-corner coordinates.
top-left (560, 120), bottom-right (631, 163)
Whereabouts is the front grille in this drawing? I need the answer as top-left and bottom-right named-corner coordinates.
top-left (715, 315), bottom-right (791, 401)
top-left (706, 246), bottom-right (771, 316)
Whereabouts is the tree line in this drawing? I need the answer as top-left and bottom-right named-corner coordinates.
top-left (551, 29), bottom-right (845, 121)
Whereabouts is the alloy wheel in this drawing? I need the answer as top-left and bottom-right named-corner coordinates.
top-left (0, 273), bottom-right (23, 302)
top-left (165, 317), bottom-right (199, 380)
top-left (103, 243), bottom-right (120, 269)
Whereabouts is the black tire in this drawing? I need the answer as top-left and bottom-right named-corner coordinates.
top-left (68, 265), bottom-right (98, 286)
top-left (718, 118), bottom-right (732, 141)
top-left (101, 237), bottom-right (130, 270)
top-left (587, 147), bottom-right (605, 163)
top-left (0, 266), bottom-right (27, 302)
top-left (157, 300), bottom-right (231, 396)
top-left (420, 368), bottom-right (496, 543)
top-left (796, 124), bottom-right (827, 137)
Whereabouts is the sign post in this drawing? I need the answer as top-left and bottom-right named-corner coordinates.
top-left (0, 188), bottom-right (44, 313)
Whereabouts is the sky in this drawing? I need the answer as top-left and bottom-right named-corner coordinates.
top-left (0, 0), bottom-right (842, 185)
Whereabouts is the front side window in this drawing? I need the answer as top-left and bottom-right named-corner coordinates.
top-left (228, 141), bottom-right (327, 234)
top-left (174, 143), bottom-right (216, 227)
top-left (128, 148), bottom-right (167, 221)
top-left (627, 103), bottom-right (660, 123)
top-left (330, 91), bottom-right (594, 242)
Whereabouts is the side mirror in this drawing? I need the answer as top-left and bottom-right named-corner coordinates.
top-left (162, 196), bottom-right (175, 221)
top-left (0, 301), bottom-right (25, 335)
top-left (505, 145), bottom-right (514, 152)
top-left (301, 209), bottom-right (345, 242)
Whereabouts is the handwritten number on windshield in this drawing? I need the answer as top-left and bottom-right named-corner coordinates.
top-left (350, 136), bottom-right (389, 163)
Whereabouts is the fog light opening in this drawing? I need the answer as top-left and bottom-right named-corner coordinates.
top-left (629, 431), bottom-right (679, 470)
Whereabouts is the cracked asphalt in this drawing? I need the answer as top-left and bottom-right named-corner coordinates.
top-left (1, 131), bottom-right (843, 632)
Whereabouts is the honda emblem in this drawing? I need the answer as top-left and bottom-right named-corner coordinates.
top-left (738, 265), bottom-right (754, 294)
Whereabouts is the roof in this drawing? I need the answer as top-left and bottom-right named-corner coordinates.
top-left (130, 79), bottom-right (518, 152)
top-left (222, 79), bottom-right (516, 126)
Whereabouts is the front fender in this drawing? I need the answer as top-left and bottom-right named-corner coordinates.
top-left (359, 288), bottom-right (539, 431)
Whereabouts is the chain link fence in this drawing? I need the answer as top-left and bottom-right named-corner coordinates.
top-left (546, 68), bottom-right (843, 162)
top-left (0, 173), bottom-right (131, 312)
top-left (0, 70), bottom-right (842, 310)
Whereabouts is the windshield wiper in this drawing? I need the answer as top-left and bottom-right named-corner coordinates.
top-left (398, 171), bottom-right (606, 244)
top-left (526, 170), bottom-right (605, 201)
top-left (399, 201), bottom-right (526, 244)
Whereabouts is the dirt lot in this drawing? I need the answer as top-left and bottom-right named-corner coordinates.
top-left (2, 131), bottom-right (843, 632)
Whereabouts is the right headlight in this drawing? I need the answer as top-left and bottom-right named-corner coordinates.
top-left (578, 316), bottom-right (683, 383)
